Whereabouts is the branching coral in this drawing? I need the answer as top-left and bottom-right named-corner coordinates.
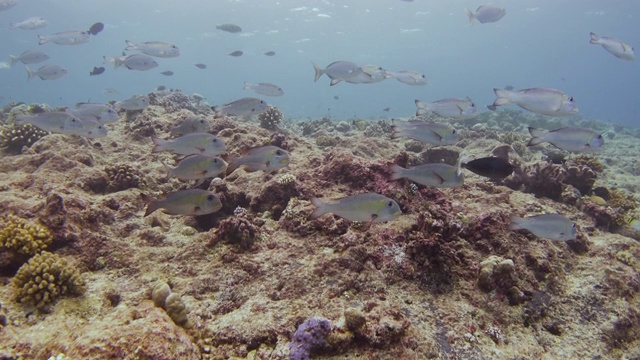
top-left (0, 215), bottom-right (53, 270)
top-left (210, 213), bottom-right (261, 250)
top-left (105, 163), bottom-right (146, 191)
top-left (258, 106), bottom-right (283, 130)
top-left (0, 124), bottom-right (49, 154)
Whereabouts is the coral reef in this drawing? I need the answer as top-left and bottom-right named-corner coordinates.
top-left (148, 91), bottom-right (199, 113)
top-left (152, 282), bottom-right (191, 328)
top-left (507, 161), bottom-right (597, 200)
top-left (258, 106), bottom-right (283, 130)
top-left (0, 124), bottom-right (49, 154)
top-left (209, 212), bottom-right (261, 250)
top-left (0, 215), bottom-right (53, 270)
top-left (105, 163), bottom-right (146, 192)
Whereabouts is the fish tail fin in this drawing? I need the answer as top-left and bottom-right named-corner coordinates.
top-left (415, 99), bottom-right (429, 116)
top-left (310, 198), bottom-right (329, 219)
top-left (456, 155), bottom-right (468, 177)
top-left (103, 56), bottom-right (119, 69)
top-left (389, 163), bottom-right (406, 181)
top-left (465, 8), bottom-right (476, 24)
top-left (226, 156), bottom-right (240, 175)
top-left (9, 23), bottom-right (16, 30)
top-left (527, 127), bottom-right (547, 146)
top-left (492, 88), bottom-right (512, 107)
top-left (329, 79), bottom-right (342, 86)
top-left (509, 216), bottom-right (526, 231)
top-left (589, 32), bottom-right (600, 44)
top-left (9, 55), bottom-right (18, 67)
top-left (390, 125), bottom-right (401, 139)
top-left (144, 200), bottom-right (160, 217)
top-left (37, 35), bottom-right (48, 45)
top-left (162, 163), bottom-right (174, 178)
top-left (151, 136), bottom-right (167, 152)
top-left (242, 82), bottom-right (251, 90)
top-left (312, 62), bottom-right (324, 82)
top-left (124, 40), bottom-right (136, 51)
top-left (25, 66), bottom-right (36, 81)
top-left (211, 105), bottom-right (223, 117)
top-left (14, 115), bottom-right (26, 126)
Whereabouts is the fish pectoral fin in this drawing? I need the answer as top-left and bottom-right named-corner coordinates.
top-left (193, 206), bottom-right (201, 213)
top-left (434, 172), bottom-right (446, 184)
top-left (196, 147), bottom-right (205, 153)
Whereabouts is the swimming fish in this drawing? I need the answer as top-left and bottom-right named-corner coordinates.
top-left (144, 189), bottom-right (222, 217)
top-left (67, 103), bottom-right (118, 123)
top-left (15, 111), bottom-right (83, 134)
top-left (9, 50), bottom-right (49, 66)
top-left (10, 17), bottom-right (48, 30)
top-left (263, 51), bottom-right (276, 56)
top-left (164, 155), bottom-right (227, 183)
top-left (389, 162), bottom-right (464, 188)
top-left (125, 40), bottom-right (180, 58)
top-left (170, 117), bottom-right (211, 137)
top-left (152, 133), bottom-right (226, 156)
top-left (227, 145), bottom-right (289, 173)
top-left (461, 157), bottom-right (514, 179)
top-left (213, 97), bottom-right (268, 116)
top-left (589, 32), bottom-right (635, 61)
top-left (38, 30), bottom-right (90, 45)
top-left (115, 95), bottom-right (149, 111)
top-left (88, 22), bottom-right (104, 36)
top-left (0, 0), bottom-right (16, 11)
top-left (161, 70), bottom-right (174, 76)
top-left (386, 70), bottom-right (427, 86)
top-left (216, 23), bottom-right (242, 33)
top-left (228, 50), bottom-right (243, 57)
top-left (243, 82), bottom-right (284, 97)
top-left (313, 61), bottom-right (363, 86)
top-left (415, 98), bottom-right (477, 120)
top-left (345, 65), bottom-right (389, 84)
top-left (490, 88), bottom-right (578, 116)
top-left (77, 118), bottom-right (108, 138)
top-left (466, 5), bottom-right (506, 24)
top-left (104, 54), bottom-right (158, 71)
top-left (194, 63), bottom-right (207, 69)
top-left (89, 66), bottom-right (105, 76)
top-left (26, 65), bottom-right (67, 81)
top-left (391, 120), bottom-right (458, 145)
top-left (510, 214), bottom-right (576, 241)
top-left (310, 193), bottom-right (402, 223)
top-left (527, 127), bottom-right (604, 153)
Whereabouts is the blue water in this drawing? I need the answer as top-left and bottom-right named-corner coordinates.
top-left (1, 0), bottom-right (638, 125)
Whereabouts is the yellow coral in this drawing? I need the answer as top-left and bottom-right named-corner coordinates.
top-left (0, 215), bottom-right (52, 256)
top-left (13, 251), bottom-right (86, 308)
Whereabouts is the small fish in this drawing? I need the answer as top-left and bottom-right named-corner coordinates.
top-left (461, 157), bottom-right (514, 179)
top-left (310, 193), bottom-right (402, 223)
top-left (391, 120), bottom-right (458, 145)
top-left (504, 85), bottom-right (514, 91)
top-left (510, 214), bottom-right (576, 241)
top-left (144, 189), bottom-right (222, 217)
top-left (386, 70), bottom-right (427, 86)
top-left (104, 54), bottom-right (158, 71)
top-left (89, 66), bottom-right (105, 76)
top-left (491, 88), bottom-right (578, 116)
top-left (195, 63), bottom-right (207, 69)
top-left (10, 17), bottom-right (48, 30)
top-left (115, 95), bottom-right (149, 111)
top-left (345, 64), bottom-right (389, 84)
top-left (334, 96), bottom-right (339, 100)
top-left (152, 132), bottom-right (226, 156)
top-left (157, 85), bottom-right (167, 91)
top-left (164, 155), bottom-right (227, 183)
top-left (38, 30), bottom-right (91, 45)
top-left (103, 88), bottom-right (118, 94)
top-left (243, 82), bottom-right (284, 97)
top-left (170, 116), bottom-right (211, 137)
top-left (415, 98), bottom-right (477, 120)
top-left (389, 162), bottom-right (463, 188)
top-left (216, 23), bottom-right (242, 33)
top-left (228, 50), bottom-right (243, 57)
top-left (88, 22), bottom-right (104, 36)
top-left (263, 51), bottom-right (276, 56)
top-left (125, 40), bottom-right (180, 58)
top-left (466, 5), bottom-right (506, 24)
top-left (213, 97), bottom-right (268, 116)
top-left (16, 111), bottom-right (83, 134)
top-left (9, 50), bottom-right (49, 66)
top-left (68, 103), bottom-right (118, 123)
top-left (227, 145), bottom-right (289, 173)
top-left (0, 0), bottom-right (16, 11)
top-left (589, 32), bottom-right (635, 61)
top-left (26, 65), bottom-right (67, 81)
top-left (382, 107), bottom-right (390, 112)
top-left (527, 127), bottom-right (604, 153)
top-left (161, 70), bottom-right (174, 76)
top-left (313, 61), bottom-right (363, 86)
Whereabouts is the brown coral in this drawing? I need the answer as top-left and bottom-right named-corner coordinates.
top-left (0, 215), bottom-right (53, 270)
top-left (105, 163), bottom-right (146, 191)
top-left (0, 124), bottom-right (49, 154)
top-left (258, 105), bottom-right (283, 130)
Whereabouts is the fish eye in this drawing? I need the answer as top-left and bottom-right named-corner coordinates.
top-left (597, 134), bottom-right (602, 139)
top-left (572, 223), bottom-right (577, 228)
top-left (386, 201), bottom-right (394, 208)
top-left (568, 96), bottom-right (574, 102)
top-left (452, 130), bottom-right (456, 134)
top-left (470, 103), bottom-right (475, 107)
top-left (207, 195), bottom-right (215, 201)
top-left (213, 158), bottom-right (218, 163)
top-left (276, 150), bottom-right (283, 156)
top-left (212, 138), bottom-right (217, 143)
top-left (200, 119), bottom-right (205, 123)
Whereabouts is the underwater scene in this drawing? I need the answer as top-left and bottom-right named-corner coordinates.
top-left (1, 0), bottom-right (640, 359)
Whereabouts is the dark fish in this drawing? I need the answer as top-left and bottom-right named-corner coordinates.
top-left (88, 22), bottom-right (104, 36)
top-left (216, 23), bottom-right (242, 33)
top-left (89, 66), bottom-right (105, 76)
top-left (228, 50), bottom-right (243, 57)
top-left (161, 70), bottom-right (174, 76)
top-left (194, 63), bottom-right (207, 69)
top-left (157, 85), bottom-right (166, 91)
top-left (382, 107), bottom-right (390, 112)
top-left (505, 85), bottom-right (514, 91)
top-left (462, 156), bottom-right (514, 179)
top-left (263, 51), bottom-right (276, 56)
top-left (333, 96), bottom-right (339, 100)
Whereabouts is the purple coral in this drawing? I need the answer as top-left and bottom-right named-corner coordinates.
top-left (288, 317), bottom-right (332, 360)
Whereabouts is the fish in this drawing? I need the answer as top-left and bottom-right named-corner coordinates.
top-left (161, 70), bottom-right (174, 76)
top-left (10, 17), bottom-right (48, 30)
top-left (103, 54), bottom-right (158, 71)
top-left (263, 51), bottom-right (276, 56)
top-left (26, 65), bottom-right (67, 81)
top-left (345, 65), bottom-right (389, 84)
top-left (194, 63), bottom-right (207, 69)
top-left (228, 50), bottom-right (243, 57)
top-left (88, 22), bottom-right (104, 36)
top-left (227, 145), bottom-right (289, 173)
top-left (391, 120), bottom-right (458, 145)
top-left (389, 161), bottom-right (464, 188)
top-left (216, 23), bottom-right (242, 33)
top-left (510, 214), bottom-right (576, 241)
top-left (156, 85), bottom-right (167, 91)
top-left (461, 157), bottom-right (514, 179)
top-left (115, 95), bottom-right (149, 111)
top-left (243, 82), bottom-right (284, 97)
top-left (310, 193), bottom-right (402, 223)
top-left (628, 218), bottom-right (640, 232)
top-left (0, 0), bottom-right (16, 11)
top-left (386, 70), bottom-right (427, 86)
top-left (144, 189), bottom-right (222, 217)
top-left (589, 32), bottom-right (635, 61)
top-left (313, 61), bottom-right (363, 86)
top-left (382, 107), bottom-right (390, 112)
top-left (15, 111), bottom-right (83, 134)
top-left (9, 50), bottom-right (49, 66)
top-left (67, 103), bottom-right (118, 123)
top-left (164, 155), bottom-right (227, 183)
top-left (125, 40), bottom-right (180, 58)
top-left (334, 96), bottom-right (339, 100)
top-left (103, 88), bottom-right (118, 94)
top-left (77, 118), bottom-right (108, 138)
top-left (504, 85), bottom-right (514, 91)
top-left (89, 66), bottom-right (105, 76)
top-left (212, 97), bottom-right (268, 116)
top-left (415, 98), bottom-right (477, 120)
top-left (527, 127), bottom-right (604, 153)
top-left (490, 88), bottom-right (578, 116)
top-left (466, 5), bottom-right (506, 24)
top-left (38, 30), bottom-right (91, 45)
top-left (151, 133), bottom-right (226, 156)
top-left (170, 116), bottom-right (211, 137)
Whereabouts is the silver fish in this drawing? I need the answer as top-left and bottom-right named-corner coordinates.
top-left (527, 127), bottom-right (604, 153)
top-left (26, 65), bottom-right (67, 81)
top-left (15, 111), bottom-right (83, 134)
top-left (9, 50), bottom-right (49, 66)
top-left (125, 40), bottom-right (180, 58)
top-left (144, 189), bottom-right (222, 217)
top-left (227, 145), bottom-right (289, 173)
top-left (115, 95), bottom-right (149, 111)
top-left (213, 97), bottom-right (268, 116)
top-left (589, 32), bottom-right (635, 61)
top-left (389, 162), bottom-right (463, 188)
top-left (164, 155), bottom-right (227, 182)
top-left (228, 50), bottom-right (243, 57)
top-left (415, 97), bottom-right (477, 120)
top-left (386, 70), bottom-right (427, 86)
top-left (38, 30), bottom-right (90, 45)
top-left (76, 118), bottom-right (108, 138)
top-left (0, 0), bottom-right (16, 11)
top-left (10, 17), bottom-right (48, 30)
top-left (152, 132), bottom-right (226, 156)
top-left (466, 5), bottom-right (506, 24)
top-left (243, 82), bottom-right (284, 97)
top-left (391, 120), bottom-right (458, 145)
top-left (216, 23), bottom-right (242, 33)
top-left (345, 65), bottom-right (389, 84)
top-left (310, 193), bottom-right (402, 223)
top-left (491, 88), bottom-right (578, 116)
top-left (510, 214), bottom-right (576, 241)
top-left (103, 54), bottom-right (158, 71)
top-left (170, 116), bottom-right (211, 137)
top-left (67, 103), bottom-right (119, 124)
top-left (313, 61), bottom-right (363, 86)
